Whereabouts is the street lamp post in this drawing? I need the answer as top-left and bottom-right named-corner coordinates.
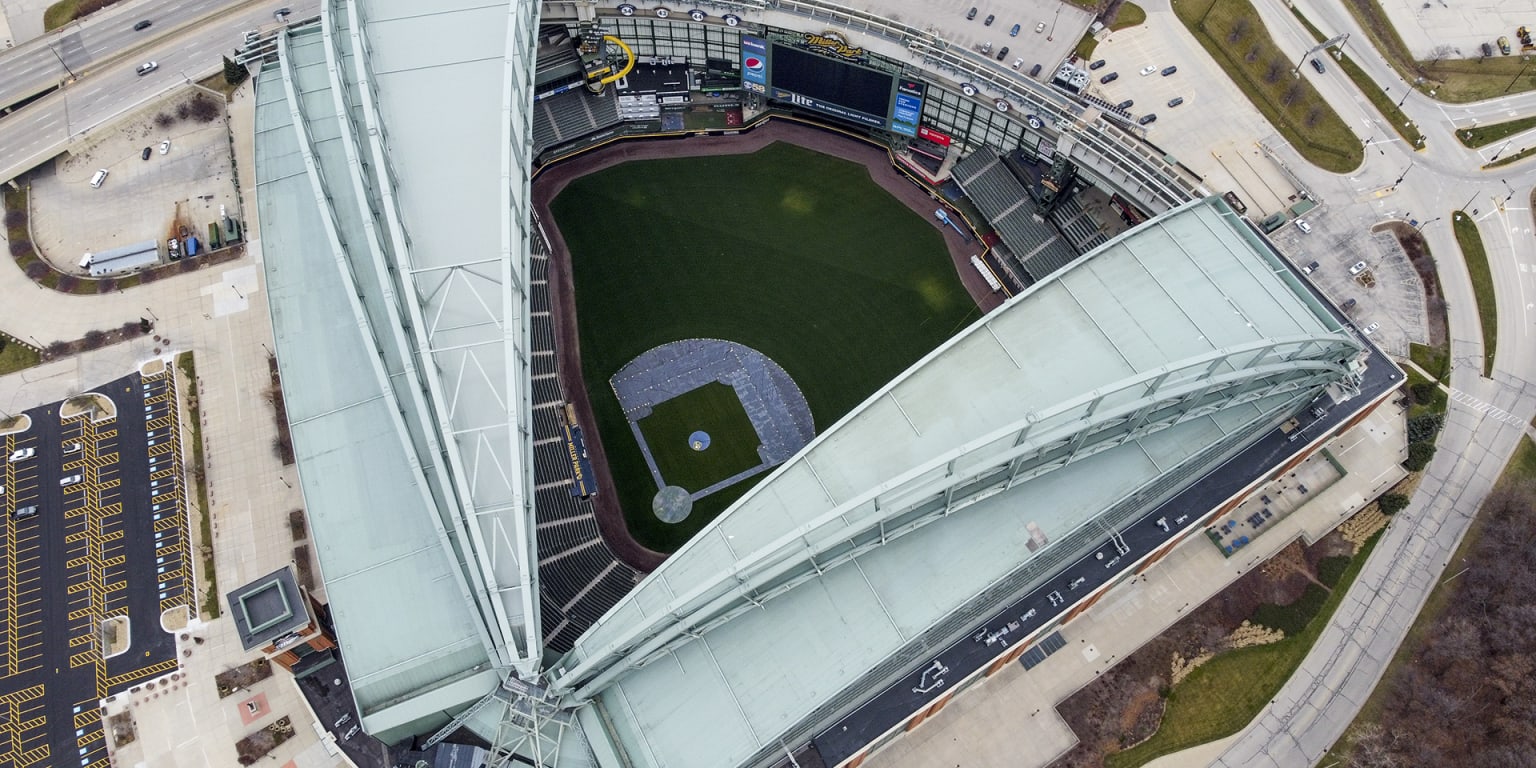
top-left (1414, 216), bottom-right (1441, 232)
top-left (48, 44), bottom-right (77, 80)
top-left (1391, 160), bottom-right (1415, 189)
top-left (1047, 5), bottom-right (1060, 41)
top-left (1491, 140), bottom-right (1513, 162)
top-left (1505, 55), bottom-right (1532, 94)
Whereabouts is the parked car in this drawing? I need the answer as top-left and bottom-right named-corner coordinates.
top-left (1139, 65), bottom-right (1158, 76)
top-left (8, 448), bottom-right (34, 462)
top-left (13, 505), bottom-right (37, 520)
top-left (60, 474), bottom-right (82, 487)
top-left (133, 19), bottom-right (152, 31)
top-left (1035, 21), bottom-right (1046, 33)
top-left (1499, 36), bottom-right (1512, 54)
top-left (996, 46), bottom-right (1009, 61)
top-left (1161, 65), bottom-right (1178, 76)
top-left (1167, 96), bottom-right (1185, 107)
top-left (1012, 57), bottom-right (1025, 70)
top-left (1341, 298), bottom-right (1357, 311)
top-left (1116, 99), bottom-right (1134, 110)
top-left (1010, 23), bottom-right (1021, 36)
top-left (65, 441), bottom-right (82, 453)
top-left (136, 61), bottom-right (158, 76)
top-left (1100, 71), bottom-right (1119, 84)
top-left (1302, 261), bottom-right (1320, 274)
top-left (159, 139), bottom-right (171, 154)
top-left (141, 146), bottom-right (152, 161)
top-left (1311, 58), bottom-right (1326, 74)
top-left (1482, 42), bottom-right (1494, 58)
top-left (1349, 260), bottom-right (1368, 275)
top-left (966, 6), bottom-right (977, 19)
top-left (1362, 322), bottom-right (1379, 336)
top-left (1294, 218), bottom-right (1312, 233)
top-left (1089, 59), bottom-right (1107, 70)
top-left (984, 13), bottom-right (995, 25)
top-left (1138, 113), bottom-right (1157, 125)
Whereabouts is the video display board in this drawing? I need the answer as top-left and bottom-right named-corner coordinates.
top-left (768, 43), bottom-right (893, 128)
top-left (889, 79), bottom-right (925, 137)
top-left (741, 35), bottom-right (768, 94)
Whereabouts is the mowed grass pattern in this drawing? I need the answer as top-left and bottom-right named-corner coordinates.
top-left (638, 382), bottom-right (763, 494)
top-left (554, 142), bottom-right (980, 551)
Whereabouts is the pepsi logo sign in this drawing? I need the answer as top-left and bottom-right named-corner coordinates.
top-left (744, 55), bottom-right (766, 76)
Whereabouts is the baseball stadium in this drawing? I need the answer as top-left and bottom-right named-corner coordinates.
top-left (246, 0), bottom-right (1402, 766)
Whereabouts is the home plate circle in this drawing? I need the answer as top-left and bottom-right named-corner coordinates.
top-left (653, 485), bottom-right (693, 523)
top-left (689, 430), bottom-right (711, 451)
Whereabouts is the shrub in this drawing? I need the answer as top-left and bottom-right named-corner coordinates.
top-left (1250, 584), bottom-right (1328, 636)
top-left (122, 321), bottom-right (144, 338)
top-left (188, 94), bottom-right (223, 123)
top-left (45, 341), bottom-right (70, 358)
top-left (8, 238), bottom-right (31, 257)
top-left (1407, 413), bottom-right (1444, 443)
top-left (1316, 555), bottom-right (1351, 586)
top-left (1409, 381), bottom-right (1438, 404)
top-left (1378, 493), bottom-right (1410, 515)
top-left (82, 330), bottom-right (107, 350)
top-left (3, 209), bottom-right (24, 228)
top-left (139, 266), bottom-right (161, 283)
top-left (154, 112), bottom-right (174, 128)
top-left (95, 277), bottom-right (116, 294)
top-left (1405, 441), bottom-right (1437, 471)
top-left (24, 261), bottom-right (49, 280)
top-left (56, 275), bottom-right (78, 292)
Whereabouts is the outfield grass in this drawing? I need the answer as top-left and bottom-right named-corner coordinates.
top-left (1173, 0), bottom-right (1362, 173)
top-left (1107, 532), bottom-right (1383, 768)
top-left (1451, 211), bottom-right (1497, 377)
top-left (638, 382), bottom-right (762, 494)
top-left (554, 142), bottom-right (979, 551)
top-left (1456, 116), bottom-right (1536, 148)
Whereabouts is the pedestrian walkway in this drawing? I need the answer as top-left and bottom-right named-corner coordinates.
top-left (869, 403), bottom-right (1408, 768)
top-left (0, 77), bottom-right (344, 766)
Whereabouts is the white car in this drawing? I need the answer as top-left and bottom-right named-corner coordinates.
top-left (136, 61), bottom-right (158, 76)
top-left (8, 447), bottom-right (34, 462)
top-left (60, 474), bottom-right (82, 487)
top-left (1011, 57), bottom-right (1024, 69)
top-left (1362, 322), bottom-right (1380, 336)
top-left (1302, 260), bottom-right (1320, 274)
top-left (64, 441), bottom-right (82, 454)
top-left (1349, 260), bottom-right (1368, 275)
top-left (159, 140), bottom-right (171, 155)
top-left (1294, 218), bottom-right (1312, 234)
top-left (1035, 21), bottom-right (1046, 33)
top-left (1139, 65), bottom-right (1158, 76)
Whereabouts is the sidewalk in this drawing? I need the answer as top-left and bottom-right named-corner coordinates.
top-left (869, 403), bottom-right (1409, 768)
top-left (0, 77), bottom-right (341, 766)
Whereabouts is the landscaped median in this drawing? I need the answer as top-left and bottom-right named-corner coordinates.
top-left (1451, 211), bottom-right (1498, 377)
top-left (1340, 0), bottom-right (1536, 101)
top-left (1173, 0), bottom-right (1363, 173)
top-left (1291, 9), bottom-right (1425, 150)
top-left (1456, 116), bottom-right (1536, 148)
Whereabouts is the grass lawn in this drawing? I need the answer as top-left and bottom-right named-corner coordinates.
top-left (1339, 0), bottom-right (1536, 102)
top-left (1451, 211), bottom-right (1496, 377)
top-left (1456, 116), bottom-right (1536, 148)
top-left (42, 0), bottom-right (79, 31)
top-left (1174, 0), bottom-right (1362, 173)
top-left (0, 338), bottom-right (40, 375)
top-left (638, 382), bottom-right (762, 494)
top-left (1110, 2), bottom-right (1146, 31)
top-left (1076, 32), bottom-right (1099, 61)
top-left (553, 141), bottom-right (979, 551)
top-left (1408, 341), bottom-right (1449, 381)
top-left (1484, 145), bottom-right (1536, 168)
top-left (1107, 532), bottom-right (1383, 767)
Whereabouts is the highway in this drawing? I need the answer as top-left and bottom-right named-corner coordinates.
top-left (0, 0), bottom-right (314, 185)
top-left (0, 0), bottom-right (275, 112)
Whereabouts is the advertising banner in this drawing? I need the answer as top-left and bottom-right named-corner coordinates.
top-left (741, 35), bottom-right (768, 94)
top-left (889, 79), bottom-right (925, 137)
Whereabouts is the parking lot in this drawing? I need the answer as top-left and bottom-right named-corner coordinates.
top-left (0, 368), bottom-right (190, 767)
top-left (32, 86), bottom-right (240, 275)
